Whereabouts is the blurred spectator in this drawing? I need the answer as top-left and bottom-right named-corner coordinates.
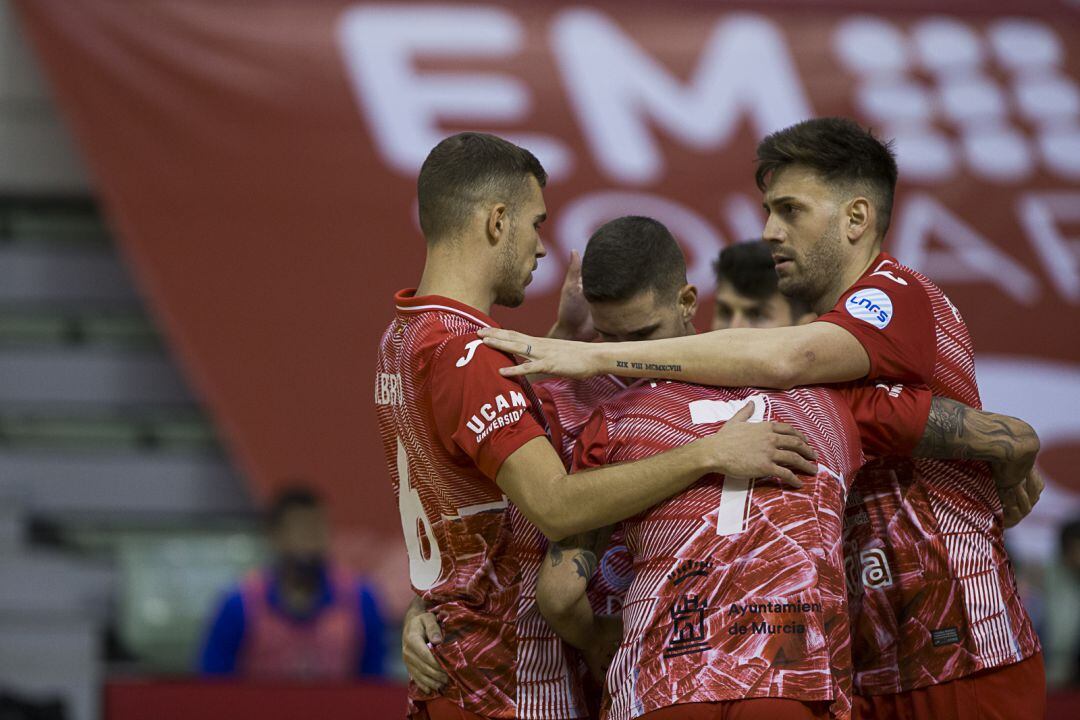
top-left (1044, 518), bottom-right (1080, 688)
top-left (198, 486), bottom-right (386, 680)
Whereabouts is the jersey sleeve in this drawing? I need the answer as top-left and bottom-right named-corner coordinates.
top-left (429, 334), bottom-right (548, 481)
top-left (837, 382), bottom-right (933, 458)
top-left (571, 408), bottom-right (612, 472)
top-left (532, 380), bottom-right (570, 470)
top-left (814, 260), bottom-right (936, 385)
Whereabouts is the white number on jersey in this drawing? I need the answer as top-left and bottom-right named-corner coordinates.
top-left (715, 476), bottom-right (754, 536)
top-left (688, 396), bottom-right (844, 537)
top-left (689, 397), bottom-right (766, 536)
top-left (396, 438), bottom-right (443, 590)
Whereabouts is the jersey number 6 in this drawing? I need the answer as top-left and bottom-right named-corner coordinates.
top-left (397, 439), bottom-right (443, 590)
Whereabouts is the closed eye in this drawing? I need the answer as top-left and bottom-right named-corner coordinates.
top-left (630, 325), bottom-right (661, 340)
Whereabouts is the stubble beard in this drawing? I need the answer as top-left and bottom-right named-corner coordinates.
top-left (493, 221), bottom-right (526, 308)
top-left (778, 223), bottom-right (845, 313)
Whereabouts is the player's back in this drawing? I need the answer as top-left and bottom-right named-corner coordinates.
top-left (844, 262), bottom-right (1040, 694)
top-left (574, 381), bottom-right (864, 720)
top-left (375, 291), bottom-right (548, 718)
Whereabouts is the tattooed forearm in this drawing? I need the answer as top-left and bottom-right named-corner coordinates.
top-left (614, 360), bottom-right (682, 372)
top-left (914, 397), bottom-right (969, 459)
top-left (572, 550), bottom-right (598, 580)
top-left (914, 397), bottom-right (1036, 463)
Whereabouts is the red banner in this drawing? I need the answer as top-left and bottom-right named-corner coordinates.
top-left (105, 679), bottom-right (405, 720)
top-left (17, 0), bottom-right (1080, 606)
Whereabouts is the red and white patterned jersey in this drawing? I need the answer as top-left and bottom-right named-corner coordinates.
top-left (818, 253), bottom-right (1040, 695)
top-left (574, 382), bottom-right (865, 720)
top-left (375, 290), bottom-right (549, 718)
top-left (507, 375), bottom-right (632, 719)
top-left (535, 377), bottom-right (638, 614)
top-left (537, 376), bottom-right (631, 465)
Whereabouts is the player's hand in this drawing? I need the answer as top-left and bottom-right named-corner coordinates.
top-left (402, 609), bottom-right (447, 693)
top-left (583, 613), bottom-right (622, 683)
top-left (548, 250), bottom-right (596, 342)
top-left (697, 402), bottom-right (818, 488)
top-left (479, 328), bottom-right (600, 379)
top-left (987, 424), bottom-right (1040, 527)
top-left (998, 466), bottom-right (1045, 528)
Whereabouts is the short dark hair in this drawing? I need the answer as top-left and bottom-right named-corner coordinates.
top-left (713, 241), bottom-right (812, 317)
top-left (581, 216), bottom-right (687, 304)
top-left (417, 132), bottom-right (547, 241)
top-left (755, 117), bottom-right (898, 236)
top-left (268, 486), bottom-right (321, 528)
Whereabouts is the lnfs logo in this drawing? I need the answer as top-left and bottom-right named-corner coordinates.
top-left (845, 288), bottom-right (893, 329)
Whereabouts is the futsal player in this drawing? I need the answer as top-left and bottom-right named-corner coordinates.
top-left (711, 240), bottom-right (814, 331)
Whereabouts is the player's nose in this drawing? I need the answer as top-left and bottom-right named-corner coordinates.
top-left (762, 215), bottom-right (784, 244)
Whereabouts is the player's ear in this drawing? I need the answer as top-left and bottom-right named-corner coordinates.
top-left (486, 203), bottom-right (508, 244)
top-left (846, 197), bottom-right (872, 244)
top-left (678, 284), bottom-right (698, 323)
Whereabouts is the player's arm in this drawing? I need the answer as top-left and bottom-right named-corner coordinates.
top-left (536, 527), bottom-right (620, 682)
top-left (401, 595), bottom-right (446, 693)
top-left (496, 403), bottom-right (817, 541)
top-left (480, 323), bottom-right (869, 389)
top-left (914, 397), bottom-right (1039, 463)
top-left (433, 337), bottom-right (815, 540)
top-left (844, 385), bottom-right (1043, 526)
top-left (482, 271), bottom-right (935, 388)
top-left (914, 397), bottom-right (1043, 526)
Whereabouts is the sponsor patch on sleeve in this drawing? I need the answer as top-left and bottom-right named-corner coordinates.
top-left (845, 288), bottom-right (894, 329)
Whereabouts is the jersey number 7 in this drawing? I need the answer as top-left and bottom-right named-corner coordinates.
top-left (689, 398), bottom-right (765, 537)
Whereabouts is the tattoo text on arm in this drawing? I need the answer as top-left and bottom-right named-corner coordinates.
top-left (615, 360), bottom-right (682, 372)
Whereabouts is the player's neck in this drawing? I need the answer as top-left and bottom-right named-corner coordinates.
top-left (415, 250), bottom-right (496, 315)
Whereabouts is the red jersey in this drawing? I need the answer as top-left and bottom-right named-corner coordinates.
top-left (535, 376), bottom-right (638, 614)
top-left (375, 290), bottom-right (549, 718)
top-left (506, 375), bottom-right (631, 719)
top-left (574, 383), bottom-right (865, 720)
top-left (818, 253), bottom-right (1040, 695)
